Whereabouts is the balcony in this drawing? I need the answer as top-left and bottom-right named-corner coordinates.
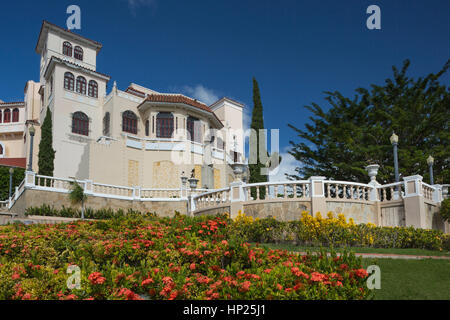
top-left (0, 122), bottom-right (25, 134)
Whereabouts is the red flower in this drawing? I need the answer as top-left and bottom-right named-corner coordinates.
top-left (141, 278), bottom-right (154, 286)
top-left (310, 272), bottom-right (326, 282)
top-left (340, 263), bottom-right (348, 270)
top-left (88, 272), bottom-right (106, 285)
top-left (354, 269), bottom-right (369, 279)
top-left (239, 281), bottom-right (251, 293)
top-left (190, 263), bottom-right (196, 270)
top-left (11, 272), bottom-right (20, 280)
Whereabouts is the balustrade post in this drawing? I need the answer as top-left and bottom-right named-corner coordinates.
top-left (84, 180), bottom-right (93, 195)
top-left (432, 184), bottom-right (443, 203)
top-left (310, 176), bottom-right (326, 216)
top-left (230, 181), bottom-right (246, 219)
top-left (24, 171), bottom-right (35, 188)
top-left (403, 175), bottom-right (427, 229)
top-left (133, 186), bottom-right (141, 200)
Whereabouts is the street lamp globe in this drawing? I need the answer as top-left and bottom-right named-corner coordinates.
top-left (9, 167), bottom-right (14, 175)
top-left (427, 155), bottom-right (434, 166)
top-left (29, 124), bottom-right (36, 136)
top-left (389, 132), bottom-right (398, 145)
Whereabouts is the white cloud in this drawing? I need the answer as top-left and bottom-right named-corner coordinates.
top-left (182, 85), bottom-right (220, 106)
top-left (268, 148), bottom-right (300, 182)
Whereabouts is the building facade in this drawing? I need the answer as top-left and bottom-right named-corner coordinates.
top-left (1, 21), bottom-right (245, 189)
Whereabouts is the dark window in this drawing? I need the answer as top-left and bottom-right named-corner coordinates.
top-left (63, 41), bottom-right (72, 56)
top-left (64, 72), bottom-right (75, 91)
top-left (156, 112), bottom-right (174, 138)
top-left (0, 110), bottom-right (2, 123)
top-left (12, 108), bottom-right (19, 122)
top-left (76, 76), bottom-right (87, 94)
top-left (233, 151), bottom-right (238, 163)
top-left (122, 110), bottom-right (138, 134)
top-left (187, 116), bottom-right (201, 142)
top-left (88, 80), bottom-right (98, 98)
top-left (0, 144), bottom-right (3, 155)
top-left (145, 120), bottom-right (150, 136)
top-left (72, 112), bottom-right (89, 136)
top-left (3, 109), bottom-right (11, 123)
top-left (74, 46), bottom-right (83, 60)
top-left (103, 112), bottom-right (110, 136)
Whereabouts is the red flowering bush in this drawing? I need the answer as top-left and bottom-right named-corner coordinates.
top-left (0, 214), bottom-right (372, 300)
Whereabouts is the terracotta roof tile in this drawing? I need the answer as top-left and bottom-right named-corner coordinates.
top-left (145, 94), bottom-right (214, 113)
top-left (0, 158), bottom-right (27, 169)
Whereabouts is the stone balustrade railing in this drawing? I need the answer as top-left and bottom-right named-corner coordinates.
top-left (421, 182), bottom-right (435, 201)
top-left (141, 188), bottom-right (182, 199)
top-left (243, 181), bottom-right (311, 201)
top-left (192, 187), bottom-right (231, 210)
top-left (324, 181), bottom-right (371, 201)
top-left (377, 182), bottom-right (404, 202)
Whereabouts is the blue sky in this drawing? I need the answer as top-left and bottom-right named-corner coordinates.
top-left (0, 0), bottom-right (449, 180)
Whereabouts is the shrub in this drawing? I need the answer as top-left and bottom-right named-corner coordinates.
top-left (439, 198), bottom-right (450, 222)
top-left (233, 212), bottom-right (446, 251)
top-left (0, 214), bottom-right (371, 300)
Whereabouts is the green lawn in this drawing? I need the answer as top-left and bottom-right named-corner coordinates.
top-left (362, 258), bottom-right (450, 300)
top-left (255, 243), bottom-right (450, 257)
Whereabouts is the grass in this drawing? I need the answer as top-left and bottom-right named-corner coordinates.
top-left (361, 258), bottom-right (450, 300)
top-left (255, 242), bottom-right (450, 257)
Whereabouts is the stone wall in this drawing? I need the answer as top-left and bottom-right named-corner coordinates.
top-left (243, 201), bottom-right (311, 221)
top-left (11, 189), bottom-right (188, 218)
top-left (326, 200), bottom-right (377, 224)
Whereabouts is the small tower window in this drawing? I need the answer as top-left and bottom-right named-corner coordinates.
top-left (12, 108), bottom-right (19, 122)
top-left (63, 41), bottom-right (72, 57)
top-left (74, 46), bottom-right (83, 61)
top-left (88, 80), bottom-right (98, 98)
top-left (3, 109), bottom-right (11, 123)
top-left (103, 112), bottom-right (110, 136)
top-left (64, 72), bottom-right (75, 91)
top-left (122, 110), bottom-right (138, 134)
top-left (76, 76), bottom-right (87, 95)
top-left (72, 111), bottom-right (89, 136)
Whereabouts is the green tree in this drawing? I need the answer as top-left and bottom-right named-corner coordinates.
top-left (249, 78), bottom-right (268, 199)
top-left (288, 59), bottom-right (449, 184)
top-left (38, 108), bottom-right (56, 176)
top-left (0, 166), bottom-right (25, 201)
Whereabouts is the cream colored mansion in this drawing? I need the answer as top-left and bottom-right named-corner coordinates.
top-left (0, 21), bottom-right (245, 189)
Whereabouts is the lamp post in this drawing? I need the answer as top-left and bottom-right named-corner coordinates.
top-left (9, 167), bottom-right (14, 200)
top-left (427, 155), bottom-right (434, 185)
top-left (28, 124), bottom-right (36, 172)
top-left (390, 132), bottom-right (400, 198)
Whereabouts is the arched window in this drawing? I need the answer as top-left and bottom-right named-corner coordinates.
top-left (187, 116), bottom-right (201, 142)
top-left (3, 109), bottom-right (11, 123)
top-left (12, 108), bottom-right (19, 122)
top-left (64, 72), bottom-right (75, 91)
top-left (122, 111), bottom-right (138, 134)
top-left (63, 41), bottom-right (72, 56)
top-left (72, 112), bottom-right (89, 136)
top-left (88, 80), bottom-right (98, 98)
top-left (156, 112), bottom-right (174, 138)
top-left (74, 46), bottom-right (83, 60)
top-left (0, 110), bottom-right (2, 123)
top-left (103, 112), bottom-right (110, 136)
top-left (145, 120), bottom-right (150, 136)
top-left (76, 76), bottom-right (87, 94)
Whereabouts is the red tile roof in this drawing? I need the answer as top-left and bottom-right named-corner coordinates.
top-left (145, 94), bottom-right (214, 113)
top-left (0, 158), bottom-right (26, 169)
top-left (125, 87), bottom-right (147, 98)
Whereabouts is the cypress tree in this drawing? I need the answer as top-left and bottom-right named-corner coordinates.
top-left (249, 77), bottom-right (268, 199)
top-left (38, 108), bottom-right (56, 176)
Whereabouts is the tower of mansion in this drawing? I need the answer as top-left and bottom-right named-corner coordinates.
top-left (0, 21), bottom-right (245, 189)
